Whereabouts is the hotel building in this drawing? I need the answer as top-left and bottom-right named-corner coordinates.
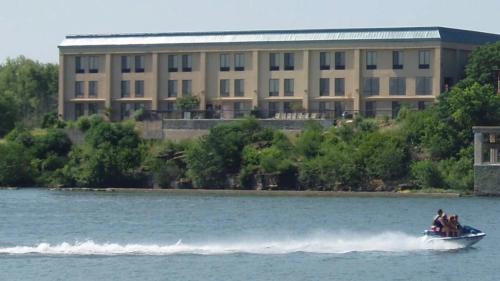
top-left (58, 27), bottom-right (500, 121)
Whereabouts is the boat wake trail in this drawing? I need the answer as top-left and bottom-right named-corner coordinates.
top-left (0, 232), bottom-right (462, 256)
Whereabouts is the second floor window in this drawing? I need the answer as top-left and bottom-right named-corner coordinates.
top-left (135, 56), bottom-right (145, 72)
top-left (363, 77), bottom-right (379, 96)
top-left (392, 51), bottom-right (404, 69)
top-left (121, 56), bottom-right (131, 73)
top-left (284, 53), bottom-right (295, 71)
top-left (270, 53), bottom-right (280, 71)
top-left (168, 80), bottom-right (178, 97)
top-left (220, 79), bottom-right (230, 97)
top-left (75, 81), bottom-right (84, 97)
top-left (235, 79), bottom-right (244, 97)
top-left (235, 53), bottom-right (245, 71)
top-left (320, 78), bottom-right (330, 96)
top-left (121, 80), bottom-right (130, 98)
top-left (335, 78), bottom-right (345, 96)
top-left (120, 80), bottom-right (130, 98)
top-left (416, 77), bottom-right (433, 95)
top-left (366, 51), bottom-right (377, 70)
top-left (182, 80), bottom-right (192, 96)
top-left (269, 79), bottom-right (279, 96)
top-left (135, 80), bottom-right (144, 97)
top-left (390, 77), bottom-right (406, 95)
top-left (320, 52), bottom-right (330, 70)
top-left (182, 55), bottom-right (192, 72)
top-left (335, 52), bottom-right (346, 70)
top-left (419, 50), bottom-right (431, 69)
top-left (89, 56), bottom-right (99, 73)
top-left (168, 55), bottom-right (178, 72)
top-left (88, 81), bottom-right (98, 97)
top-left (75, 57), bottom-right (84, 73)
top-left (220, 54), bottom-right (230, 71)
top-left (284, 79), bottom-right (294, 96)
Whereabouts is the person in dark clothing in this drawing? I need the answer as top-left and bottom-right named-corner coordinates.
top-left (432, 209), bottom-right (444, 233)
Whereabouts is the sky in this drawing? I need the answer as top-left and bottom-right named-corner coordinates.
top-left (1, 0), bottom-right (499, 63)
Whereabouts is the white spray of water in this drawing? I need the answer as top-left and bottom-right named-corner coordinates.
top-left (0, 232), bottom-right (462, 256)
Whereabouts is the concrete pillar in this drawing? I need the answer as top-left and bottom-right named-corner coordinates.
top-left (353, 49), bottom-right (361, 114)
top-left (151, 52), bottom-right (159, 110)
top-left (58, 54), bottom-right (65, 119)
top-left (302, 50), bottom-right (310, 111)
top-left (490, 134), bottom-right (497, 164)
top-left (474, 132), bottom-right (484, 165)
top-left (433, 48), bottom-right (442, 96)
top-left (252, 51), bottom-right (259, 109)
top-left (105, 54), bottom-right (113, 119)
top-left (199, 52), bottom-right (207, 110)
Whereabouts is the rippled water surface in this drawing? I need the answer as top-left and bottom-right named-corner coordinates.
top-left (0, 189), bottom-right (498, 281)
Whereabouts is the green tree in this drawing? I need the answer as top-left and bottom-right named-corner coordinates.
top-left (462, 41), bottom-right (500, 91)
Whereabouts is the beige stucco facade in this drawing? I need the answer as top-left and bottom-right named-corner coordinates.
top-left (58, 28), bottom-right (497, 121)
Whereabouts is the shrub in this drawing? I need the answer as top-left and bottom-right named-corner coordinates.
top-left (411, 160), bottom-right (443, 189)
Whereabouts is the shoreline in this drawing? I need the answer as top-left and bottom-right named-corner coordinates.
top-left (39, 187), bottom-right (463, 198)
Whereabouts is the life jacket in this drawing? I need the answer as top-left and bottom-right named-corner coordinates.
top-left (432, 215), bottom-right (443, 228)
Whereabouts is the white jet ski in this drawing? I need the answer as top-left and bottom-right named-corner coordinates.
top-left (423, 225), bottom-right (486, 247)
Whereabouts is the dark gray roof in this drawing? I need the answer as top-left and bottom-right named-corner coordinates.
top-left (59, 27), bottom-right (500, 48)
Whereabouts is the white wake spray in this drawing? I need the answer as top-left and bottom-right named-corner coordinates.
top-left (0, 232), bottom-right (462, 256)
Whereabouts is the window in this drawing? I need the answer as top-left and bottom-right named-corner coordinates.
top-left (392, 101), bottom-right (401, 119)
top-left (135, 55), bottom-right (145, 72)
top-left (365, 101), bottom-right (375, 118)
top-left (268, 102), bottom-right (279, 117)
top-left (419, 50), bottom-right (430, 69)
top-left (270, 53), bottom-right (280, 71)
top-left (75, 81), bottom-right (84, 97)
top-left (234, 53), bottom-right (245, 71)
top-left (121, 80), bottom-right (130, 97)
top-left (168, 55), bottom-right (178, 72)
top-left (334, 101), bottom-right (344, 117)
top-left (363, 78), bottom-right (379, 96)
top-left (335, 52), bottom-right (346, 70)
top-left (220, 54), bottom-right (230, 71)
top-left (320, 78), bottom-right (330, 96)
top-left (366, 51), bottom-right (377, 70)
top-left (234, 102), bottom-right (245, 118)
top-left (390, 77), bottom-right (406, 95)
top-left (269, 79), bottom-right (279, 96)
top-left (89, 56), bottom-right (99, 73)
top-left (75, 103), bottom-right (84, 119)
top-left (320, 52), bottom-right (330, 70)
top-left (319, 101), bottom-right (327, 113)
top-left (284, 79), bottom-right (294, 96)
top-left (88, 81), bottom-right (98, 97)
top-left (134, 103), bottom-right (145, 111)
top-left (284, 53), bottom-right (295, 71)
top-left (182, 80), bottom-right (192, 96)
top-left (220, 79), bottom-right (230, 97)
top-left (418, 101), bottom-right (427, 110)
top-left (135, 80), bottom-right (144, 97)
top-left (168, 80), bottom-right (178, 97)
top-left (121, 56), bottom-right (130, 73)
top-left (235, 79), bottom-right (244, 97)
top-left (335, 78), bottom-right (345, 96)
top-left (75, 57), bottom-right (85, 73)
top-left (416, 77), bottom-right (433, 95)
top-left (284, 102), bottom-right (293, 113)
top-left (120, 103), bottom-right (132, 120)
top-left (88, 103), bottom-right (98, 115)
top-left (392, 51), bottom-right (403, 69)
top-left (182, 55), bottom-right (192, 72)
top-left (166, 101), bottom-right (176, 111)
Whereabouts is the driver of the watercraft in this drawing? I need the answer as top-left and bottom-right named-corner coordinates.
top-left (432, 209), bottom-right (444, 232)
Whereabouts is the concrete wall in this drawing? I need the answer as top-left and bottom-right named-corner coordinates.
top-left (474, 165), bottom-right (500, 196)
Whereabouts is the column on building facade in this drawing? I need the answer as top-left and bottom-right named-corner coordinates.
top-left (302, 50), bottom-right (310, 111)
top-left (198, 52), bottom-right (207, 110)
top-left (433, 48), bottom-right (442, 96)
top-left (474, 132), bottom-right (484, 165)
top-left (58, 55), bottom-right (65, 119)
top-left (251, 50), bottom-right (259, 108)
top-left (151, 53), bottom-right (159, 110)
top-left (104, 54), bottom-right (112, 118)
top-left (352, 49), bottom-right (361, 114)
top-left (490, 134), bottom-right (498, 164)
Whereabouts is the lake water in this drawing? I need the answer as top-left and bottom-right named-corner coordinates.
top-left (0, 189), bottom-right (498, 281)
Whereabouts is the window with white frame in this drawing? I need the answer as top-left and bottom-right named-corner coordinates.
top-left (269, 79), bottom-right (279, 96)
top-left (366, 51), bottom-right (377, 69)
top-left (220, 54), bottom-right (230, 71)
top-left (220, 79), bottom-right (230, 97)
top-left (235, 79), bottom-right (244, 97)
top-left (419, 50), bottom-right (431, 69)
top-left (234, 53), bottom-right (245, 71)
